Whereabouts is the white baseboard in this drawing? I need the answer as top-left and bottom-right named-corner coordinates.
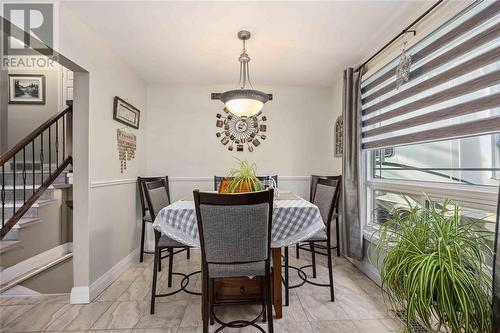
top-left (70, 248), bottom-right (138, 304)
top-left (89, 248), bottom-right (138, 301)
top-left (70, 286), bottom-right (90, 304)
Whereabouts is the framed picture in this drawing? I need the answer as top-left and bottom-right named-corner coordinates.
top-left (8, 74), bottom-right (46, 104)
top-left (113, 96), bottom-right (140, 129)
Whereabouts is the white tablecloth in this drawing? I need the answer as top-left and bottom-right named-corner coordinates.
top-left (152, 197), bottom-right (325, 248)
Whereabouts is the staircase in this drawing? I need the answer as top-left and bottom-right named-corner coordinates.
top-left (0, 105), bottom-right (73, 294)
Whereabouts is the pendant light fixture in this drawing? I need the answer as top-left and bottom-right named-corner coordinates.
top-left (220, 30), bottom-right (270, 117)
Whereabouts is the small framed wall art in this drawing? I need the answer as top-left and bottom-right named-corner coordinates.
top-left (8, 74), bottom-right (46, 105)
top-left (113, 96), bottom-right (141, 129)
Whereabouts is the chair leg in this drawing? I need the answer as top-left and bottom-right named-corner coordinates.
top-left (202, 273), bottom-right (209, 333)
top-left (265, 267), bottom-right (274, 333)
top-left (327, 240), bottom-right (335, 302)
top-left (167, 248), bottom-right (174, 288)
top-left (284, 247), bottom-right (289, 306)
top-left (310, 242), bottom-right (317, 278)
top-left (295, 243), bottom-right (300, 259)
top-left (140, 220), bottom-right (146, 262)
top-left (209, 278), bottom-right (215, 325)
top-left (187, 248), bottom-right (191, 260)
top-left (158, 249), bottom-right (162, 272)
top-left (335, 216), bottom-right (341, 257)
top-left (150, 245), bottom-right (159, 314)
top-left (261, 278), bottom-right (267, 322)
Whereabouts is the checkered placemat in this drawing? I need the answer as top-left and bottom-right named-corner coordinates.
top-left (152, 198), bottom-right (325, 248)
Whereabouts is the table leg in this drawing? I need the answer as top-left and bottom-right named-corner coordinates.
top-left (272, 248), bottom-right (282, 319)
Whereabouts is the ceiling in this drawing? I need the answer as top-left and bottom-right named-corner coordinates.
top-left (64, 1), bottom-right (430, 86)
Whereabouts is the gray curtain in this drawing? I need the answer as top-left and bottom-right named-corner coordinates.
top-left (493, 186), bottom-right (499, 333)
top-left (341, 67), bottom-right (363, 260)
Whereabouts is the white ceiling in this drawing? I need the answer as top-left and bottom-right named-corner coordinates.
top-left (65, 1), bottom-right (430, 86)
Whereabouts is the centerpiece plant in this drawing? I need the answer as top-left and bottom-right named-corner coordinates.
top-left (226, 159), bottom-right (264, 193)
top-left (375, 196), bottom-right (493, 333)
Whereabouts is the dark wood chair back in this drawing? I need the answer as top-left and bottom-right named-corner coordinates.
top-left (193, 189), bottom-right (274, 266)
top-left (137, 176), bottom-right (169, 218)
top-left (143, 179), bottom-right (170, 221)
top-left (310, 175), bottom-right (341, 202)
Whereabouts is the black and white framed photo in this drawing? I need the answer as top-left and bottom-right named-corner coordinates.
top-left (113, 96), bottom-right (141, 129)
top-left (8, 74), bottom-right (46, 105)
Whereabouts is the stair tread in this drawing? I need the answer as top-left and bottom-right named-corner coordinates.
top-left (12, 218), bottom-right (42, 229)
top-left (2, 199), bottom-right (56, 208)
top-left (0, 240), bottom-right (22, 254)
top-left (2, 185), bottom-right (55, 190)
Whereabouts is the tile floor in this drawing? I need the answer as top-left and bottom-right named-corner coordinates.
top-left (0, 250), bottom-right (401, 332)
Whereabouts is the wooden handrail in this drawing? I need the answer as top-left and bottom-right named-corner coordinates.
top-left (0, 106), bottom-right (72, 166)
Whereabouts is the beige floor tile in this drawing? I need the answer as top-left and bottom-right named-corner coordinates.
top-left (91, 301), bottom-right (148, 330)
top-left (44, 301), bottom-right (113, 331)
top-left (118, 267), bottom-right (148, 282)
top-left (279, 296), bottom-right (308, 323)
top-left (87, 329), bottom-right (132, 333)
top-left (354, 318), bottom-right (401, 332)
top-left (132, 329), bottom-right (177, 333)
top-left (4, 302), bottom-right (69, 332)
top-left (40, 294), bottom-right (71, 304)
top-left (136, 300), bottom-right (189, 329)
top-left (0, 305), bottom-right (35, 329)
top-left (179, 299), bottom-right (202, 327)
top-left (0, 296), bottom-right (45, 306)
top-left (118, 281), bottom-right (151, 302)
top-left (337, 290), bottom-right (390, 320)
top-left (311, 320), bottom-right (360, 333)
top-left (95, 281), bottom-right (133, 302)
top-left (298, 293), bottom-right (350, 321)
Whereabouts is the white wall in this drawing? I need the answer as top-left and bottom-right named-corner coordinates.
top-left (7, 67), bottom-right (61, 149)
top-left (147, 84), bottom-right (341, 201)
top-left (58, 3), bottom-right (147, 301)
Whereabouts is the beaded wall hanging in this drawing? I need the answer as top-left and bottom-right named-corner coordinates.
top-left (117, 128), bottom-right (136, 173)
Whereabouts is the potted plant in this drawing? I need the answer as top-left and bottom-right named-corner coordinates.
top-left (375, 197), bottom-right (493, 333)
top-left (225, 159), bottom-right (264, 193)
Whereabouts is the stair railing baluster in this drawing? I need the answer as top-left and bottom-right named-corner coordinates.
top-left (23, 147), bottom-right (26, 203)
top-left (48, 125), bottom-right (52, 177)
top-left (56, 119), bottom-right (59, 166)
top-left (40, 132), bottom-right (44, 184)
top-left (32, 139), bottom-right (35, 195)
top-left (1, 164), bottom-right (5, 228)
top-left (12, 154), bottom-right (15, 214)
top-left (63, 114), bottom-right (66, 160)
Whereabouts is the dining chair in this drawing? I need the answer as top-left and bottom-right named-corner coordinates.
top-left (144, 179), bottom-right (196, 314)
top-left (213, 175), bottom-right (278, 191)
top-left (296, 175), bottom-right (341, 259)
top-left (193, 189), bottom-right (274, 333)
top-left (138, 176), bottom-right (190, 262)
top-left (284, 177), bottom-right (341, 305)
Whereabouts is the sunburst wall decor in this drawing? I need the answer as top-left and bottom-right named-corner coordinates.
top-left (215, 108), bottom-right (267, 152)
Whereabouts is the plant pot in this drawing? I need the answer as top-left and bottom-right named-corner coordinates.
top-left (233, 179), bottom-right (253, 193)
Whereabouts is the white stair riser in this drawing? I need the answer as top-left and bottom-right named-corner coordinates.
top-left (2, 205), bottom-right (39, 220)
top-left (2, 229), bottom-right (19, 241)
top-left (2, 172), bottom-right (66, 186)
top-left (4, 188), bottom-right (54, 201)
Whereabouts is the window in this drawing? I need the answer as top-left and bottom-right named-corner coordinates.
top-left (361, 1), bottom-right (500, 231)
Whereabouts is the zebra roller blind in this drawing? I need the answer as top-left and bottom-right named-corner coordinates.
top-left (361, 1), bottom-right (500, 150)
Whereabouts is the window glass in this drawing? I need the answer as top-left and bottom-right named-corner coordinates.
top-left (372, 133), bottom-right (500, 186)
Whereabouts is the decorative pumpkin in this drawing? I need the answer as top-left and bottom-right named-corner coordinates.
top-left (226, 159), bottom-right (264, 193)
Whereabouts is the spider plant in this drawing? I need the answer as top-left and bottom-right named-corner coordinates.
top-left (375, 197), bottom-right (493, 333)
top-left (227, 158), bottom-right (264, 193)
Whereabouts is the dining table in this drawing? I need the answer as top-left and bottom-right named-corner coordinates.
top-left (152, 191), bottom-right (325, 319)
